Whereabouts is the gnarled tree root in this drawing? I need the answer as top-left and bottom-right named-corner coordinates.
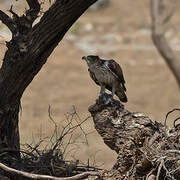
top-left (89, 94), bottom-right (180, 180)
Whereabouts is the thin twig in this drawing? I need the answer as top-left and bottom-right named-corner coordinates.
top-left (164, 108), bottom-right (180, 129)
top-left (62, 134), bottom-right (73, 156)
top-left (173, 117), bottom-right (180, 129)
top-left (48, 105), bottom-right (58, 141)
top-left (166, 149), bottom-right (180, 155)
top-left (52, 116), bottom-right (90, 152)
top-left (156, 160), bottom-right (163, 180)
top-left (0, 10), bottom-right (16, 33)
top-left (9, 5), bottom-right (19, 20)
top-left (72, 106), bottom-right (89, 145)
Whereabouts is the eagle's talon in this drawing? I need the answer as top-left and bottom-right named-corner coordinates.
top-left (105, 94), bottom-right (114, 105)
top-left (104, 97), bottom-right (113, 105)
top-left (96, 93), bottom-right (113, 105)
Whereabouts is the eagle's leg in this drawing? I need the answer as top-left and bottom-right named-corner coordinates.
top-left (97, 86), bottom-right (112, 105)
top-left (100, 85), bottom-right (105, 96)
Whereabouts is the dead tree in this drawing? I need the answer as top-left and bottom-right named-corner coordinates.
top-left (151, 0), bottom-right (180, 87)
top-left (0, 0), bottom-right (97, 158)
top-left (88, 95), bottom-right (180, 180)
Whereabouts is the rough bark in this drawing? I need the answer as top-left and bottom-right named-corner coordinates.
top-left (151, 0), bottom-right (180, 87)
top-left (0, 0), bottom-right (97, 157)
top-left (89, 94), bottom-right (180, 180)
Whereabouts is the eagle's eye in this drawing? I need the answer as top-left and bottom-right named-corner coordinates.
top-left (87, 55), bottom-right (99, 62)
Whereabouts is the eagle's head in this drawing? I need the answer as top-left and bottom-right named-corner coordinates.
top-left (82, 55), bottom-right (100, 66)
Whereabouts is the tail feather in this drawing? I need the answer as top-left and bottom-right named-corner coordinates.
top-left (116, 90), bottom-right (128, 103)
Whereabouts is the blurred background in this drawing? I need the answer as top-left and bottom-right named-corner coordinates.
top-left (0, 0), bottom-right (180, 169)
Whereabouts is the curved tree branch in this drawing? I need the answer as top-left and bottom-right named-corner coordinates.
top-left (0, 162), bottom-right (100, 180)
top-left (150, 0), bottom-right (180, 87)
top-left (26, 0), bottom-right (40, 22)
top-left (0, 10), bottom-right (16, 33)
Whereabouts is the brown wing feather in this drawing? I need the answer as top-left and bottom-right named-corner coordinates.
top-left (88, 68), bottom-right (113, 92)
top-left (88, 69), bottom-right (100, 86)
top-left (108, 59), bottom-right (126, 91)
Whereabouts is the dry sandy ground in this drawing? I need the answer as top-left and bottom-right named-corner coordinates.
top-left (0, 0), bottom-right (180, 169)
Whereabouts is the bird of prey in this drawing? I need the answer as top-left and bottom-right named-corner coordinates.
top-left (82, 55), bottom-right (127, 103)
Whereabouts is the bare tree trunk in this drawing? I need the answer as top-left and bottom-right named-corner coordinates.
top-left (151, 0), bottom-right (180, 87)
top-left (0, 0), bottom-right (97, 158)
top-left (0, 101), bottom-right (20, 158)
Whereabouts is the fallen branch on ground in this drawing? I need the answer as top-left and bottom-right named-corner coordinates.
top-left (0, 162), bottom-right (101, 180)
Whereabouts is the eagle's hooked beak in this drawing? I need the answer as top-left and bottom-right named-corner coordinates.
top-left (82, 56), bottom-right (87, 60)
top-left (82, 56), bottom-right (91, 66)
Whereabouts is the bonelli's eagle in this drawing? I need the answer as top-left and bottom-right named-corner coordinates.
top-left (82, 55), bottom-right (127, 103)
